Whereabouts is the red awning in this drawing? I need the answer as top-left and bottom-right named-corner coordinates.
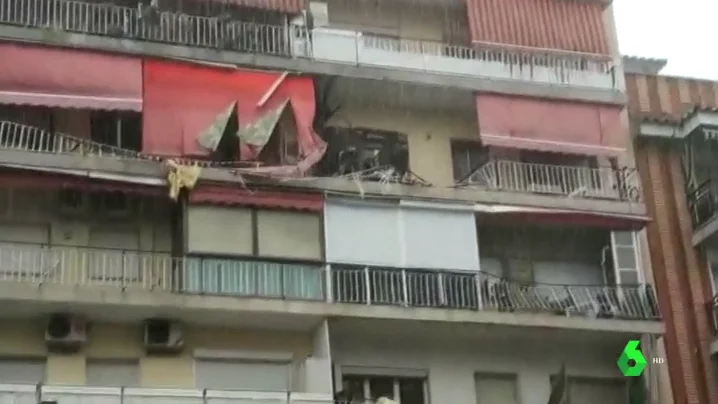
top-left (476, 94), bottom-right (626, 156)
top-left (0, 44), bottom-right (142, 111)
top-left (466, 0), bottom-right (609, 55)
top-left (190, 185), bottom-right (323, 212)
top-left (0, 170), bottom-right (163, 196)
top-left (142, 60), bottom-right (325, 166)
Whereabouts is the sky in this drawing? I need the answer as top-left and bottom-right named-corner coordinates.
top-left (614, 0), bottom-right (718, 80)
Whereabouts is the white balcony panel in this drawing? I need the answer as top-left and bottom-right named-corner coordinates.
top-left (196, 360), bottom-right (290, 391)
top-left (325, 198), bottom-right (401, 267)
top-left (122, 388), bottom-right (203, 404)
top-left (401, 205), bottom-right (479, 271)
top-left (41, 386), bottom-right (122, 404)
top-left (311, 28), bottom-right (358, 64)
top-left (0, 384), bottom-right (36, 404)
top-left (205, 390), bottom-right (286, 404)
top-left (0, 360), bottom-right (44, 384)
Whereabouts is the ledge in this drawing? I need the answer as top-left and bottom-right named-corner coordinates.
top-left (0, 282), bottom-right (664, 335)
top-left (0, 149), bottom-right (648, 218)
top-left (0, 25), bottom-right (626, 105)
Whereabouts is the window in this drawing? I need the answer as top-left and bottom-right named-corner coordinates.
top-left (451, 141), bottom-right (488, 182)
top-left (86, 359), bottom-right (139, 387)
top-left (0, 358), bottom-right (46, 383)
top-left (475, 373), bottom-right (518, 404)
top-left (195, 358), bottom-right (291, 391)
top-left (341, 375), bottom-right (427, 404)
top-left (567, 377), bottom-right (627, 404)
top-left (90, 111), bottom-right (142, 151)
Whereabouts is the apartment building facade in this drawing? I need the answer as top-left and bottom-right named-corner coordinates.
top-left (627, 64), bottom-right (718, 404)
top-left (0, 0), bottom-right (665, 403)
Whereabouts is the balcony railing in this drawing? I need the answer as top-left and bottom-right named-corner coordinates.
top-left (688, 180), bottom-right (718, 229)
top-left (0, 0), bottom-right (291, 55)
top-left (0, 0), bottom-right (618, 90)
top-left (709, 294), bottom-right (718, 335)
top-left (0, 243), bottom-right (661, 321)
top-left (0, 384), bottom-right (333, 404)
top-left (331, 266), bottom-right (661, 321)
top-left (462, 160), bottom-right (642, 202)
top-left (0, 242), bottom-right (326, 300)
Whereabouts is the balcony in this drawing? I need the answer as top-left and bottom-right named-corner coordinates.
top-left (310, 29), bottom-right (617, 91)
top-left (0, 242), bottom-right (326, 300)
top-left (331, 266), bottom-right (661, 321)
top-left (688, 180), bottom-right (718, 230)
top-left (0, 243), bottom-right (660, 322)
top-left (0, 0), bottom-right (622, 99)
top-left (461, 160), bottom-right (642, 202)
top-left (0, 384), bottom-right (332, 404)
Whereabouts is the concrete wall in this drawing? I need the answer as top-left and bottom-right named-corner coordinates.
top-left (326, 104), bottom-right (478, 187)
top-left (0, 188), bottom-right (170, 252)
top-left (0, 320), bottom-right (312, 388)
top-left (332, 338), bottom-right (625, 404)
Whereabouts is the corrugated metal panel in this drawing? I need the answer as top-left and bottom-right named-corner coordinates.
top-left (190, 186), bottom-right (323, 212)
top-left (402, 206), bottom-right (479, 271)
top-left (0, 44), bottom-right (142, 111)
top-left (325, 199), bottom-right (401, 267)
top-left (626, 73), bottom-right (718, 123)
top-left (476, 94), bottom-right (625, 155)
top-left (466, 0), bottom-right (609, 55)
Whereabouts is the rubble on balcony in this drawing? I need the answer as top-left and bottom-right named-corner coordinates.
top-left (457, 159), bottom-right (641, 202)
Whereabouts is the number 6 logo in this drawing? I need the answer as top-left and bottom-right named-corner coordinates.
top-left (617, 340), bottom-right (647, 376)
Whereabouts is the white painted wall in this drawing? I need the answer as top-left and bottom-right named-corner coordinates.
top-left (332, 339), bottom-right (624, 404)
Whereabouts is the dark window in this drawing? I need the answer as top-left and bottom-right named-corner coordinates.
top-left (341, 375), bottom-right (426, 404)
top-left (90, 111), bottom-right (142, 151)
top-left (451, 140), bottom-right (488, 182)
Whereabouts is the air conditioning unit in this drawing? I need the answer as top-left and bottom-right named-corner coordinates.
top-left (57, 189), bottom-right (87, 216)
top-left (45, 313), bottom-right (87, 352)
top-left (144, 319), bottom-right (183, 354)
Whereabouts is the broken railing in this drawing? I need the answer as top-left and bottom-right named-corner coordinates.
top-left (330, 265), bottom-right (661, 321)
top-left (460, 159), bottom-right (642, 202)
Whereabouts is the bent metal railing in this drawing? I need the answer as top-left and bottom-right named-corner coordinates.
top-left (0, 384), bottom-right (334, 404)
top-left (461, 160), bottom-right (642, 202)
top-left (331, 266), bottom-right (661, 321)
top-left (0, 242), bottom-right (661, 321)
top-left (0, 0), bottom-right (617, 89)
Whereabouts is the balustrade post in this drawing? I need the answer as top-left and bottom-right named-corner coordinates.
top-left (324, 264), bottom-right (333, 303)
top-left (475, 273), bottom-right (483, 310)
top-left (401, 269), bottom-right (409, 307)
top-left (363, 266), bottom-right (371, 305)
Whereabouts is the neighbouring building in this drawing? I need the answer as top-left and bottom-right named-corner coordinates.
top-left (0, 0), bottom-right (666, 403)
top-left (627, 60), bottom-right (718, 404)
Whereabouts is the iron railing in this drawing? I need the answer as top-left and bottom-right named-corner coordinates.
top-left (0, 0), bottom-right (292, 55)
top-left (0, 384), bottom-right (333, 404)
top-left (688, 180), bottom-right (718, 229)
top-left (331, 266), bottom-right (661, 321)
top-left (463, 160), bottom-right (642, 202)
top-left (709, 294), bottom-right (718, 335)
top-left (0, 0), bottom-right (618, 89)
top-left (0, 242), bottom-right (326, 300)
top-left (0, 242), bottom-right (661, 321)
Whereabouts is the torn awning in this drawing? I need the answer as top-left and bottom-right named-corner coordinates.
top-left (143, 60), bottom-right (325, 174)
top-left (466, 0), bottom-right (610, 55)
top-left (190, 185), bottom-right (323, 211)
top-left (0, 44), bottom-right (142, 111)
top-left (0, 168), bottom-right (164, 196)
top-left (476, 94), bottom-right (626, 156)
top-left (474, 203), bottom-right (650, 230)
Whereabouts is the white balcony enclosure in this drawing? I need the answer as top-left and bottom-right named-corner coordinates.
top-left (0, 384), bottom-right (333, 404)
top-left (304, 28), bottom-right (618, 91)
